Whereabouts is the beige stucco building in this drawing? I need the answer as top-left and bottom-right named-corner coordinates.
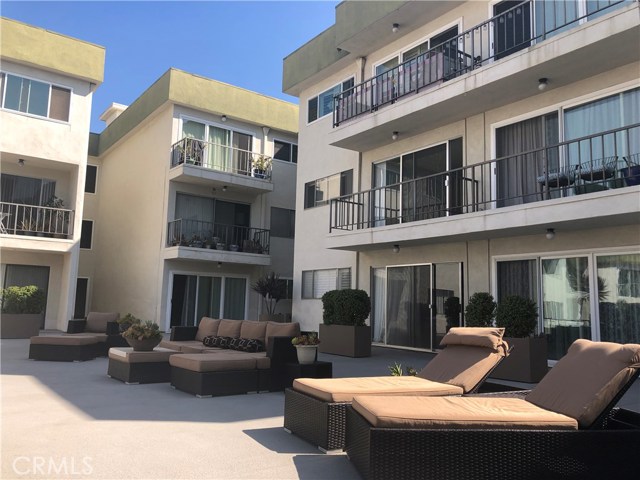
top-left (0, 17), bottom-right (105, 331)
top-left (284, 0), bottom-right (640, 360)
top-left (82, 69), bottom-right (298, 331)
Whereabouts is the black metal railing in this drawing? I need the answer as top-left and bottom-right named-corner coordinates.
top-left (0, 202), bottom-right (74, 238)
top-left (170, 137), bottom-right (273, 180)
top-left (330, 124), bottom-right (640, 231)
top-left (167, 219), bottom-right (270, 254)
top-left (333, 0), bottom-right (629, 126)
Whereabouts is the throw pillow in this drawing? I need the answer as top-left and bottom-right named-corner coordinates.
top-left (230, 337), bottom-right (264, 353)
top-left (202, 335), bottom-right (233, 348)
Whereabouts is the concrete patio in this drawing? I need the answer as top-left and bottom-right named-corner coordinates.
top-left (2, 337), bottom-right (638, 479)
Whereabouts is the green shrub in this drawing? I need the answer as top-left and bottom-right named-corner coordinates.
top-left (495, 295), bottom-right (538, 338)
top-left (0, 286), bottom-right (46, 314)
top-left (321, 289), bottom-right (371, 326)
top-left (464, 292), bottom-right (496, 327)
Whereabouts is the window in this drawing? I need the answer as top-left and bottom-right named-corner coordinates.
top-left (301, 268), bottom-right (351, 299)
top-left (308, 78), bottom-right (354, 123)
top-left (304, 170), bottom-right (353, 209)
top-left (85, 165), bottom-right (97, 194)
top-left (0, 174), bottom-right (55, 205)
top-left (1, 73), bottom-right (71, 121)
top-left (74, 278), bottom-right (89, 319)
top-left (80, 220), bottom-right (93, 249)
top-left (270, 207), bottom-right (295, 238)
top-left (281, 278), bottom-right (294, 300)
top-left (273, 140), bottom-right (298, 163)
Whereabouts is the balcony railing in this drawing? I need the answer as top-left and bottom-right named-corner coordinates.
top-left (333, 0), bottom-right (628, 126)
top-left (170, 137), bottom-right (272, 180)
top-left (0, 202), bottom-right (74, 238)
top-left (167, 219), bottom-right (270, 254)
top-left (330, 124), bottom-right (640, 231)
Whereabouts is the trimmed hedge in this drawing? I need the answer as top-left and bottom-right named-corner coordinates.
top-left (496, 295), bottom-right (538, 338)
top-left (321, 289), bottom-right (371, 326)
top-left (0, 285), bottom-right (46, 314)
top-left (465, 292), bottom-right (496, 327)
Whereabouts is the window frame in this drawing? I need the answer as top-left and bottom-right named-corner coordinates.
top-left (304, 170), bottom-right (353, 209)
top-left (80, 219), bottom-right (94, 250)
top-left (301, 268), bottom-right (352, 299)
top-left (0, 71), bottom-right (72, 123)
top-left (270, 206), bottom-right (295, 239)
top-left (307, 77), bottom-right (355, 124)
top-left (85, 165), bottom-right (98, 194)
top-left (272, 138), bottom-right (298, 164)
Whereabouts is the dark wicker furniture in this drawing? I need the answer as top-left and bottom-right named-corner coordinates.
top-left (107, 347), bottom-right (177, 384)
top-left (29, 336), bottom-right (100, 362)
top-left (284, 361), bottom-right (333, 388)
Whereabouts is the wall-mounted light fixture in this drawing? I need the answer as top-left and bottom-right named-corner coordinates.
top-left (392, 131), bottom-right (399, 141)
top-left (392, 244), bottom-right (400, 253)
top-left (222, 186), bottom-right (227, 192)
top-left (392, 23), bottom-right (399, 33)
top-left (217, 262), bottom-right (222, 268)
top-left (546, 228), bottom-right (555, 240)
top-left (18, 159), bottom-right (25, 167)
top-left (221, 115), bottom-right (227, 122)
top-left (538, 78), bottom-right (548, 91)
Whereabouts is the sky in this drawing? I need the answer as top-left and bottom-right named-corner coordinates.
top-left (2, 1), bottom-right (340, 132)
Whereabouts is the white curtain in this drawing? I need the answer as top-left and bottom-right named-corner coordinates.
top-left (372, 268), bottom-right (386, 343)
top-left (223, 278), bottom-right (246, 320)
top-left (208, 126), bottom-right (230, 171)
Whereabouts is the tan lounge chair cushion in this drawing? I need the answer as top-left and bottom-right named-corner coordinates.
top-left (159, 340), bottom-right (186, 351)
top-left (293, 376), bottom-right (463, 403)
top-left (169, 353), bottom-right (257, 372)
top-left (265, 321), bottom-right (300, 349)
top-left (108, 347), bottom-right (177, 363)
top-left (71, 333), bottom-right (108, 342)
top-left (85, 312), bottom-right (119, 333)
top-left (217, 319), bottom-right (242, 338)
top-left (526, 339), bottom-right (640, 428)
top-left (418, 328), bottom-right (508, 394)
top-left (352, 395), bottom-right (577, 430)
top-left (30, 335), bottom-right (99, 346)
top-left (194, 317), bottom-right (220, 341)
top-left (240, 320), bottom-right (267, 344)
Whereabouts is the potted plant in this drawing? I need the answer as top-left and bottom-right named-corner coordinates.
top-left (44, 195), bottom-right (68, 238)
top-left (464, 292), bottom-right (496, 327)
top-left (252, 154), bottom-right (271, 179)
top-left (492, 295), bottom-right (548, 383)
top-left (291, 333), bottom-right (320, 364)
top-left (0, 285), bottom-right (46, 338)
top-left (252, 272), bottom-right (287, 322)
top-left (120, 314), bottom-right (163, 351)
top-left (188, 234), bottom-right (203, 248)
top-left (230, 244), bottom-right (240, 252)
top-left (319, 289), bottom-right (371, 357)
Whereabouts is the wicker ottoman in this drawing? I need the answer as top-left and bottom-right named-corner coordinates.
top-left (29, 335), bottom-right (100, 361)
top-left (107, 347), bottom-right (178, 384)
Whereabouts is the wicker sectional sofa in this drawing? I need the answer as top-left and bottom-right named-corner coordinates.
top-left (161, 318), bottom-right (301, 397)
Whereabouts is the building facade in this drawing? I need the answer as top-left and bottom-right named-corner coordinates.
top-left (0, 18), bottom-right (105, 331)
top-left (284, 0), bottom-right (640, 359)
top-left (82, 69), bottom-right (298, 330)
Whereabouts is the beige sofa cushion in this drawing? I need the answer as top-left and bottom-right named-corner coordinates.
top-left (170, 353), bottom-right (257, 372)
top-left (293, 376), bottom-right (463, 403)
top-left (109, 347), bottom-right (178, 363)
top-left (159, 340), bottom-right (186, 351)
top-left (85, 312), bottom-right (119, 333)
top-left (265, 321), bottom-right (300, 349)
top-left (526, 339), bottom-right (640, 427)
top-left (195, 318), bottom-right (221, 341)
top-left (352, 395), bottom-right (577, 430)
top-left (240, 320), bottom-right (267, 343)
top-left (414, 327), bottom-right (508, 394)
top-left (30, 335), bottom-right (99, 346)
top-left (217, 319), bottom-right (242, 338)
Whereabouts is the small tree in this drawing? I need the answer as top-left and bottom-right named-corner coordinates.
top-left (0, 286), bottom-right (46, 314)
top-left (321, 289), bottom-right (371, 326)
top-left (252, 272), bottom-right (287, 315)
top-left (464, 292), bottom-right (496, 327)
top-left (495, 295), bottom-right (538, 338)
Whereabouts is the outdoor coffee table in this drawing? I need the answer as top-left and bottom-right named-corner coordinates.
top-left (107, 347), bottom-right (178, 384)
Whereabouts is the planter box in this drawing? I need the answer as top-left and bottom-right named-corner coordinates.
top-left (318, 324), bottom-right (371, 358)
top-left (491, 336), bottom-right (548, 383)
top-left (1, 313), bottom-right (43, 339)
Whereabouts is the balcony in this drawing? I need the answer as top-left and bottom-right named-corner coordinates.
top-left (328, 125), bottom-right (640, 250)
top-left (330, 0), bottom-right (637, 151)
top-left (168, 138), bottom-right (274, 194)
top-left (0, 202), bottom-right (74, 239)
top-left (165, 219), bottom-right (270, 266)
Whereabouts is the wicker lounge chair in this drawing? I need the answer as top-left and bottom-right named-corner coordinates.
top-left (345, 339), bottom-right (640, 480)
top-left (284, 327), bottom-right (510, 452)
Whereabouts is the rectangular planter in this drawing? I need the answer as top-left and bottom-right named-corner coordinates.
top-left (1, 313), bottom-right (43, 339)
top-left (491, 336), bottom-right (548, 383)
top-left (318, 324), bottom-right (371, 358)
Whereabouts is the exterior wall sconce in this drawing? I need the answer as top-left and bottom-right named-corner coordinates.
top-left (546, 228), bottom-right (555, 240)
top-left (392, 244), bottom-right (400, 253)
top-left (221, 115), bottom-right (227, 122)
top-left (18, 159), bottom-right (25, 167)
top-left (392, 131), bottom-right (399, 141)
top-left (217, 262), bottom-right (222, 268)
top-left (222, 186), bottom-right (227, 192)
top-left (538, 78), bottom-right (548, 91)
top-left (392, 23), bottom-right (399, 33)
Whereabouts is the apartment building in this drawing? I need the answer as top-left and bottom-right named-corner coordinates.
top-left (0, 18), bottom-right (105, 331)
top-left (284, 0), bottom-right (640, 360)
top-left (82, 69), bottom-right (298, 330)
